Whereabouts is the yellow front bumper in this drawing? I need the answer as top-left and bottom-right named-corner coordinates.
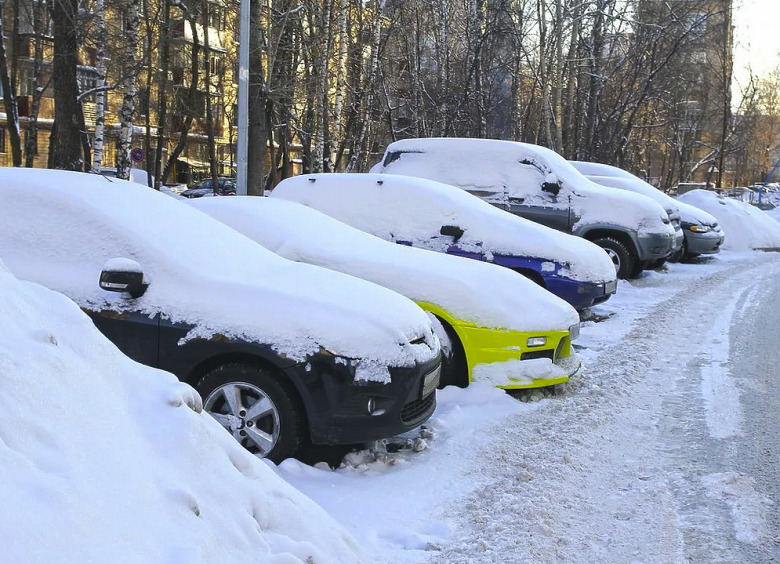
top-left (420, 302), bottom-right (580, 390)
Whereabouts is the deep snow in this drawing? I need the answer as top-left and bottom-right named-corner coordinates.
top-left (0, 261), bottom-right (369, 564)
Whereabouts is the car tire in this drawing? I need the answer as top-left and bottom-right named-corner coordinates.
top-left (197, 363), bottom-right (304, 463)
top-left (436, 318), bottom-right (469, 389)
top-left (593, 237), bottom-right (635, 280)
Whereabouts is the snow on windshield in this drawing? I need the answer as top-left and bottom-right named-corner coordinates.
top-left (375, 138), bottom-right (671, 231)
top-left (677, 190), bottom-right (780, 251)
top-left (190, 197), bottom-right (579, 332)
top-left (0, 261), bottom-right (369, 564)
top-left (0, 168), bottom-right (438, 374)
top-left (270, 173), bottom-right (617, 283)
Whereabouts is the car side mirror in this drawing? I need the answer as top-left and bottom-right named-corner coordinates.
top-left (440, 225), bottom-right (464, 242)
top-left (541, 181), bottom-right (561, 196)
top-left (99, 258), bottom-right (149, 298)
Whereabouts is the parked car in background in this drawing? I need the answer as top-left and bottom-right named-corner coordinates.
top-left (0, 168), bottom-right (442, 463)
top-left (191, 196), bottom-right (582, 390)
top-left (373, 138), bottom-right (677, 279)
top-left (571, 161), bottom-right (724, 260)
top-left (181, 177), bottom-right (237, 198)
top-left (270, 173), bottom-right (617, 312)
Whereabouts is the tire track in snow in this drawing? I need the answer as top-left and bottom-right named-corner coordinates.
top-left (427, 254), bottom-right (779, 564)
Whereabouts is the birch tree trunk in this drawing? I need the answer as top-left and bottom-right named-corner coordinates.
top-left (345, 0), bottom-right (383, 173)
top-left (91, 0), bottom-right (108, 171)
top-left (312, 0), bottom-right (332, 172)
top-left (203, 5), bottom-right (219, 188)
top-left (117, 0), bottom-right (141, 180)
top-left (24, 0), bottom-right (47, 167)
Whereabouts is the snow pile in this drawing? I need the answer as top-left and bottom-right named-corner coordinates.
top-left (189, 197), bottom-right (579, 332)
top-left (372, 138), bottom-right (673, 236)
top-left (0, 168), bottom-right (438, 375)
top-left (767, 205), bottom-right (780, 222)
top-left (0, 261), bottom-right (368, 564)
top-left (270, 172), bottom-right (616, 283)
top-left (570, 160), bottom-right (680, 213)
top-left (677, 189), bottom-right (780, 251)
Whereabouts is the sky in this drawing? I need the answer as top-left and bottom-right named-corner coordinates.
top-left (732, 0), bottom-right (780, 93)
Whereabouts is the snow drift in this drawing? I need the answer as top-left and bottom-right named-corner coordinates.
top-left (0, 260), bottom-right (369, 564)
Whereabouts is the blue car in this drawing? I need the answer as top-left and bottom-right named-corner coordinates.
top-left (270, 173), bottom-right (617, 310)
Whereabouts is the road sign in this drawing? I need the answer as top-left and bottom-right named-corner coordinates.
top-left (130, 148), bottom-right (145, 163)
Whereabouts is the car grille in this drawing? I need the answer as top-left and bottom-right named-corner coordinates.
top-left (521, 350), bottom-right (554, 361)
top-left (401, 391), bottom-right (435, 425)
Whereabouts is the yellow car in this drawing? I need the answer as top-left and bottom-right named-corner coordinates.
top-left (190, 197), bottom-right (581, 390)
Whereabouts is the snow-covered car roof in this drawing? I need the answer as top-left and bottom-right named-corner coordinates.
top-left (569, 161), bottom-right (679, 212)
top-left (569, 161), bottom-right (720, 226)
top-left (0, 168), bottom-right (437, 370)
top-left (0, 260), bottom-right (368, 563)
top-left (270, 173), bottom-right (616, 283)
top-left (677, 190), bottom-right (780, 251)
top-left (189, 196), bottom-right (580, 332)
top-left (373, 138), bottom-right (672, 230)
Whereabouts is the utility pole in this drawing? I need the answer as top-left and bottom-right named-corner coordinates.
top-left (235, 0), bottom-right (250, 195)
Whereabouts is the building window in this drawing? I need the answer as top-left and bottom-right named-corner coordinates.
top-left (0, 128), bottom-right (6, 153)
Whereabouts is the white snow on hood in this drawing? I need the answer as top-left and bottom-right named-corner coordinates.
top-left (0, 260), bottom-right (369, 564)
top-left (0, 168), bottom-right (438, 373)
top-left (270, 173), bottom-right (616, 284)
top-left (373, 138), bottom-right (673, 234)
top-left (677, 190), bottom-right (780, 251)
top-left (189, 197), bottom-right (580, 332)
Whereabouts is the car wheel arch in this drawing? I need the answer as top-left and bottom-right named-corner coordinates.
top-left (431, 314), bottom-right (470, 389)
top-left (187, 353), bottom-right (311, 434)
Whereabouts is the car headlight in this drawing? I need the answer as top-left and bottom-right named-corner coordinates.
top-left (689, 224), bottom-right (711, 233)
top-left (526, 336), bottom-right (547, 347)
top-left (569, 323), bottom-right (580, 341)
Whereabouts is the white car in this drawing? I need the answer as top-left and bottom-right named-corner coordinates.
top-left (269, 172), bottom-right (617, 312)
top-left (570, 161), bottom-right (722, 259)
top-left (677, 189), bottom-right (780, 252)
top-left (373, 138), bottom-right (677, 278)
top-left (0, 168), bottom-right (441, 462)
top-left (190, 196), bottom-right (582, 390)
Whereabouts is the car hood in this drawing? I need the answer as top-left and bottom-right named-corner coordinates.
top-left (191, 197), bottom-right (580, 332)
top-left (0, 169), bottom-right (438, 375)
top-left (271, 173), bottom-right (617, 284)
top-left (675, 200), bottom-right (720, 226)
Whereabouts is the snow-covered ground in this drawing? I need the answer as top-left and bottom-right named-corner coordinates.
top-left (273, 250), bottom-right (780, 563)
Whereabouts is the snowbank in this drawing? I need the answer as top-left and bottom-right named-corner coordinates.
top-left (0, 261), bottom-right (368, 564)
top-left (0, 168), bottom-right (438, 371)
top-left (189, 197), bottom-right (579, 332)
top-left (677, 190), bottom-right (780, 251)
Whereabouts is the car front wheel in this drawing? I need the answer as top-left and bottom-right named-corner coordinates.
top-left (593, 237), bottom-right (635, 280)
top-left (197, 363), bottom-right (303, 463)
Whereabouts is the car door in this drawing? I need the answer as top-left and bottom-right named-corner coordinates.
top-left (87, 309), bottom-right (161, 367)
top-left (505, 160), bottom-right (574, 233)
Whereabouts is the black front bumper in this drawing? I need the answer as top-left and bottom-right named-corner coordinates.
top-left (287, 353), bottom-right (441, 445)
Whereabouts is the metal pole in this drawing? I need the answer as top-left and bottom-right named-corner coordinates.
top-left (235, 0), bottom-right (250, 195)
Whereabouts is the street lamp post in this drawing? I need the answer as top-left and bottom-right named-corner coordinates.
top-left (235, 0), bottom-right (250, 195)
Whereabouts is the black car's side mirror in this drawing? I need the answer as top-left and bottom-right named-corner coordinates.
top-left (99, 258), bottom-right (149, 298)
top-left (440, 225), bottom-right (465, 242)
top-left (541, 181), bottom-right (561, 196)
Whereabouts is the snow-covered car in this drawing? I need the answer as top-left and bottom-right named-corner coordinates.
top-left (373, 138), bottom-right (677, 279)
top-left (181, 177), bottom-right (237, 198)
top-left (0, 259), bottom-right (371, 564)
top-left (97, 166), bottom-right (154, 186)
top-left (269, 173), bottom-right (617, 312)
top-left (190, 196), bottom-right (582, 390)
top-left (677, 189), bottom-right (780, 252)
top-left (0, 168), bottom-right (442, 463)
top-left (570, 161), bottom-right (723, 260)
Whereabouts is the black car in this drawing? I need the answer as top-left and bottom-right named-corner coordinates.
top-left (180, 177), bottom-right (237, 198)
top-left (0, 168), bottom-right (442, 464)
